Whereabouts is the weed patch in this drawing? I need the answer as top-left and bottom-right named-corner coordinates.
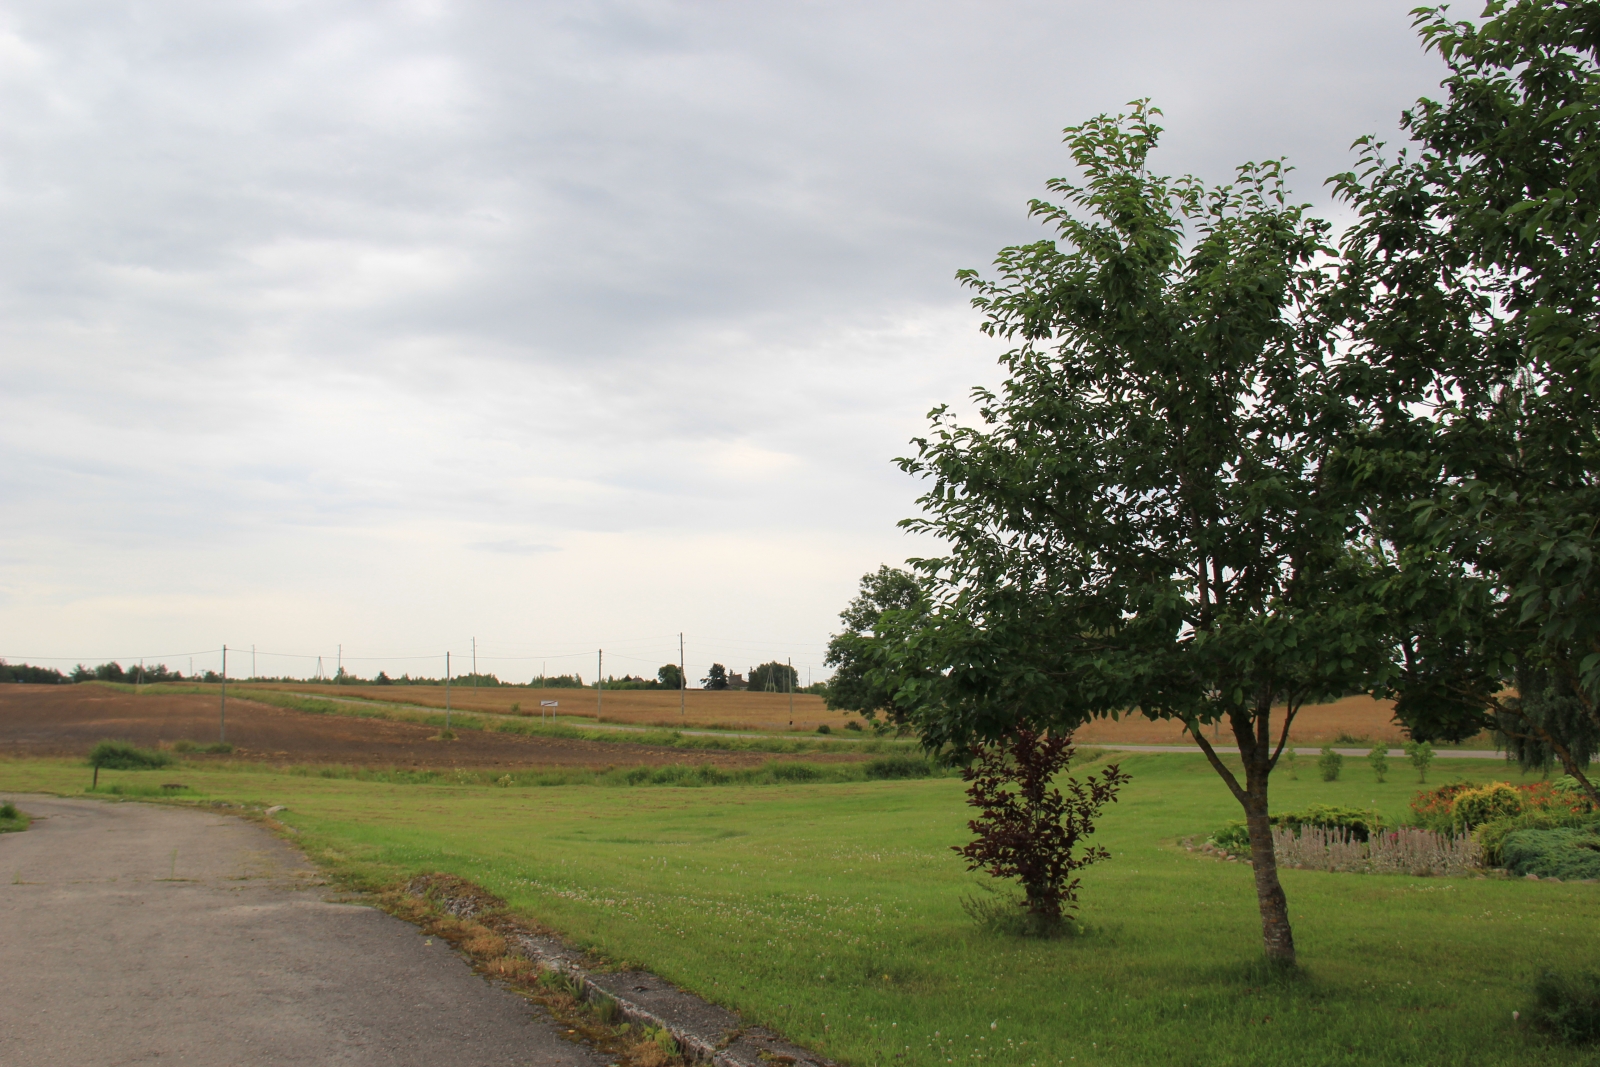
top-left (0, 800), bottom-right (29, 833)
top-left (88, 739), bottom-right (174, 770)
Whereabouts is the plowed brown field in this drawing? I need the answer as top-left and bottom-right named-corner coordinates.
top-left (0, 686), bottom-right (832, 770)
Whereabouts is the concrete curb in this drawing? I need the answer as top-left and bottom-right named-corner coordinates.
top-left (409, 878), bottom-right (835, 1067)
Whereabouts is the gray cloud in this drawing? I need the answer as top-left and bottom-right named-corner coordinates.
top-left (0, 1), bottom-right (1446, 678)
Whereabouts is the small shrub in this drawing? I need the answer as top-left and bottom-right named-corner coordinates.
top-left (0, 802), bottom-right (16, 819)
top-left (1209, 823), bottom-right (1250, 853)
top-left (1318, 746), bottom-right (1343, 782)
top-left (1367, 745), bottom-right (1388, 783)
top-left (1404, 739), bottom-right (1434, 782)
top-left (1501, 824), bottom-right (1600, 880)
top-left (816, 723), bottom-right (831, 735)
top-left (1476, 810), bottom-right (1574, 867)
top-left (864, 755), bottom-right (933, 780)
top-left (1274, 804), bottom-right (1386, 841)
top-left (89, 739), bottom-right (174, 770)
top-left (844, 720), bottom-right (864, 732)
top-left (1451, 782), bottom-right (1523, 833)
top-left (1285, 747), bottom-right (1299, 780)
top-left (955, 727), bottom-right (1129, 930)
top-left (1523, 778), bottom-right (1597, 816)
top-left (770, 762), bottom-right (821, 782)
top-left (1526, 969), bottom-right (1600, 1045)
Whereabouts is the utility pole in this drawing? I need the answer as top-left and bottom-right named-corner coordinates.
top-left (337, 644), bottom-right (342, 684)
top-left (472, 637), bottom-right (477, 696)
top-left (597, 649), bottom-right (603, 719)
top-left (788, 656), bottom-right (794, 721)
top-left (445, 651), bottom-right (452, 732)
top-left (220, 645), bottom-right (227, 743)
top-left (679, 632), bottom-right (685, 721)
top-left (252, 644), bottom-right (256, 680)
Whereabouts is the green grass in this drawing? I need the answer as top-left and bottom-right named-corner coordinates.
top-left (0, 753), bottom-right (1593, 1065)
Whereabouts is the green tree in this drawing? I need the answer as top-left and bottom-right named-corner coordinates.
top-left (1368, 744), bottom-right (1389, 783)
top-left (890, 104), bottom-right (1381, 963)
top-left (701, 663), bottom-right (729, 691)
top-left (748, 661), bottom-right (798, 693)
top-left (1332, 0), bottom-right (1600, 806)
top-left (823, 565), bottom-right (930, 729)
top-left (657, 663), bottom-right (684, 690)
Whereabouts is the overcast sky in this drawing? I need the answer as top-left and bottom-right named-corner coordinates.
top-left (0, 0), bottom-right (1449, 684)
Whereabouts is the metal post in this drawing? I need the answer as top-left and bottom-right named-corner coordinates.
top-left (445, 651), bottom-right (452, 732)
top-left (220, 645), bottom-right (227, 743)
top-left (597, 650), bottom-right (603, 719)
top-left (788, 656), bottom-right (794, 721)
top-left (679, 632), bottom-right (685, 720)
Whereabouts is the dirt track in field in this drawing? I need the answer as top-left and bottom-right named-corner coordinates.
top-left (0, 686), bottom-right (837, 770)
top-left (248, 682), bottom-right (845, 731)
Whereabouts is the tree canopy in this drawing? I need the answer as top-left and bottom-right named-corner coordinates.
top-left (1333, 0), bottom-right (1600, 804)
top-left (888, 102), bottom-right (1385, 962)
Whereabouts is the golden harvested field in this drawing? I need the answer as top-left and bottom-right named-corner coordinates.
top-left (1071, 694), bottom-right (1493, 747)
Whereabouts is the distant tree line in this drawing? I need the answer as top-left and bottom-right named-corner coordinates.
top-left (0, 660), bottom-right (68, 684)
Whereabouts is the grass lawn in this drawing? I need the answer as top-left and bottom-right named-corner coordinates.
top-left (1, 753), bottom-right (1594, 1066)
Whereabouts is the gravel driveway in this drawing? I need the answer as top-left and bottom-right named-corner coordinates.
top-left (0, 794), bottom-right (606, 1067)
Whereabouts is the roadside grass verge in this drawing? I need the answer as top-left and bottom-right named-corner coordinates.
top-left (0, 753), bottom-right (1593, 1065)
top-left (106, 683), bottom-right (918, 757)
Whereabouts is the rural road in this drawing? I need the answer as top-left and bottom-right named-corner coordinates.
top-left (0, 794), bottom-right (608, 1067)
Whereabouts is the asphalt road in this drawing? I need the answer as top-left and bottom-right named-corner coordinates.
top-left (0, 794), bottom-right (608, 1067)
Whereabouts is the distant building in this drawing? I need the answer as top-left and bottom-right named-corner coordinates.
top-left (727, 671), bottom-right (748, 690)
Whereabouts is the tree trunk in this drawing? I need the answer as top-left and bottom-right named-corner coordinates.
top-left (1241, 765), bottom-right (1295, 964)
top-left (1191, 708), bottom-right (1299, 965)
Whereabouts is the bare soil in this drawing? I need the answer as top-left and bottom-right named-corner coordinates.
top-left (0, 685), bottom-right (832, 770)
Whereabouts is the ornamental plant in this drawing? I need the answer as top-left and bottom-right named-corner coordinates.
top-left (1410, 782), bottom-right (1477, 833)
top-left (1451, 782), bottom-right (1524, 833)
top-left (1318, 746), bottom-right (1344, 782)
top-left (955, 726), bottom-right (1130, 933)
